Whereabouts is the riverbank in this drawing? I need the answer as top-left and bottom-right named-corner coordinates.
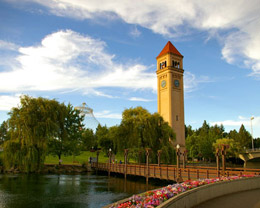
top-left (0, 163), bottom-right (93, 174)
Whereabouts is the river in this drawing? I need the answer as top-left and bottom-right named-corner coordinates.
top-left (0, 173), bottom-right (165, 208)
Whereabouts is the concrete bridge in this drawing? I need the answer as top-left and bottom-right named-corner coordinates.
top-left (239, 148), bottom-right (260, 168)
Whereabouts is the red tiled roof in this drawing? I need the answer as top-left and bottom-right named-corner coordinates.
top-left (156, 41), bottom-right (183, 59)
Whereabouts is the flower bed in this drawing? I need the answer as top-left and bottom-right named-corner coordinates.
top-left (109, 175), bottom-right (256, 208)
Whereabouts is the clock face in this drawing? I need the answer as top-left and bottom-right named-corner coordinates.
top-left (174, 80), bottom-right (180, 87)
top-left (161, 80), bottom-right (166, 88)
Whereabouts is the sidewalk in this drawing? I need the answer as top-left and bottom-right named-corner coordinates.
top-left (194, 188), bottom-right (260, 208)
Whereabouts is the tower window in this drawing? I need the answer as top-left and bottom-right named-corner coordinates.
top-left (176, 115), bottom-right (178, 121)
top-left (160, 61), bottom-right (167, 69)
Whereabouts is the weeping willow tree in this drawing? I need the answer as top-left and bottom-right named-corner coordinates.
top-left (117, 107), bottom-right (176, 164)
top-left (4, 95), bottom-right (61, 172)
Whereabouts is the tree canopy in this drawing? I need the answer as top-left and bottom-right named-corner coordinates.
top-left (3, 95), bottom-right (84, 172)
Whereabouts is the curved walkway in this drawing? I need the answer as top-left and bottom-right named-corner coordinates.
top-left (194, 188), bottom-right (260, 208)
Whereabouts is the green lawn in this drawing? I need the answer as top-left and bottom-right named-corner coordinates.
top-left (44, 151), bottom-right (127, 165)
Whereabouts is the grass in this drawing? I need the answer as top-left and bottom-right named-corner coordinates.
top-left (44, 151), bottom-right (127, 165)
top-left (0, 150), bottom-right (134, 166)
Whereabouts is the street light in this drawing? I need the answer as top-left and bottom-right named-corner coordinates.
top-left (251, 116), bottom-right (254, 150)
top-left (108, 148), bottom-right (112, 177)
top-left (176, 144), bottom-right (182, 182)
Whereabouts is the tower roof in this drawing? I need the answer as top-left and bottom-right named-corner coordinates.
top-left (157, 41), bottom-right (183, 59)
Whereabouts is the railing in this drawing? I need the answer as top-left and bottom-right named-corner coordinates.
top-left (245, 148), bottom-right (260, 153)
top-left (92, 162), bottom-right (260, 181)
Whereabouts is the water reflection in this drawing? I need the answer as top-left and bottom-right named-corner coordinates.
top-left (0, 173), bottom-right (164, 208)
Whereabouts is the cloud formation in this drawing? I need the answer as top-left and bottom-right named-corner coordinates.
top-left (0, 30), bottom-right (156, 93)
top-left (6, 0), bottom-right (259, 76)
top-left (0, 29), bottom-right (211, 111)
top-left (0, 94), bottom-right (21, 111)
top-left (95, 110), bottom-right (122, 119)
top-left (211, 116), bottom-right (260, 130)
top-left (129, 97), bottom-right (152, 102)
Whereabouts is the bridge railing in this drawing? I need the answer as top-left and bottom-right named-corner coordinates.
top-left (245, 148), bottom-right (260, 153)
top-left (92, 162), bottom-right (260, 182)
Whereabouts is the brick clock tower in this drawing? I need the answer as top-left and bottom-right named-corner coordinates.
top-left (156, 41), bottom-right (185, 148)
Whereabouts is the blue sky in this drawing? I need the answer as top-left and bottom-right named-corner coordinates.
top-left (0, 0), bottom-right (260, 138)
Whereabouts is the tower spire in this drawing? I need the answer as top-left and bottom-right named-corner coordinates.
top-left (157, 41), bottom-right (183, 59)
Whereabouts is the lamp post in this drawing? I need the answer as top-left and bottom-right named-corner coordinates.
top-left (216, 147), bottom-right (220, 177)
top-left (176, 144), bottom-right (182, 182)
top-left (183, 149), bottom-right (187, 169)
top-left (157, 150), bottom-right (162, 166)
top-left (108, 148), bottom-right (112, 177)
top-left (145, 148), bottom-right (151, 184)
top-left (221, 144), bottom-right (228, 176)
top-left (124, 149), bottom-right (128, 179)
top-left (251, 116), bottom-right (254, 150)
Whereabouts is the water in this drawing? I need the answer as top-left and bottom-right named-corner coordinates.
top-left (0, 173), bottom-right (164, 208)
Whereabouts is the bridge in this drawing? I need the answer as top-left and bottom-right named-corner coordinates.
top-left (92, 162), bottom-right (260, 182)
top-left (239, 148), bottom-right (260, 168)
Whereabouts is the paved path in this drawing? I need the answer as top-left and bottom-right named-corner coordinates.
top-left (193, 188), bottom-right (260, 208)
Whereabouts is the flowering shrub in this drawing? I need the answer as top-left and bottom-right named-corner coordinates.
top-left (109, 175), bottom-right (256, 208)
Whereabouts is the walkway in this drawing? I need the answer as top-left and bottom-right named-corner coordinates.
top-left (93, 163), bottom-right (260, 182)
top-left (193, 188), bottom-right (260, 208)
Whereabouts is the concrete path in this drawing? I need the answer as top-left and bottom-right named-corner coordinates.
top-left (194, 188), bottom-right (260, 208)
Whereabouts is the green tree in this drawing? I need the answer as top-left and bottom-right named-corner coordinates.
top-left (185, 125), bottom-right (194, 138)
top-left (81, 128), bottom-right (96, 151)
top-left (48, 104), bottom-right (84, 164)
top-left (118, 107), bottom-right (175, 164)
top-left (186, 121), bottom-right (224, 161)
top-left (238, 124), bottom-right (252, 149)
top-left (96, 124), bottom-right (113, 155)
top-left (213, 138), bottom-right (241, 158)
top-left (0, 121), bottom-right (10, 146)
top-left (4, 95), bottom-right (61, 172)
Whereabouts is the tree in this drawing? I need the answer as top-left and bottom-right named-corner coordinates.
top-left (96, 124), bottom-right (113, 155)
top-left (48, 104), bottom-right (84, 164)
top-left (185, 125), bottom-right (194, 138)
top-left (0, 121), bottom-right (10, 146)
top-left (186, 121), bottom-right (224, 161)
top-left (213, 138), bottom-right (241, 158)
top-left (234, 125), bottom-right (252, 150)
top-left (81, 128), bottom-right (96, 151)
top-left (4, 95), bottom-right (62, 172)
top-left (118, 107), bottom-right (175, 164)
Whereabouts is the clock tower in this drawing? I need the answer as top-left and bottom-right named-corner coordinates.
top-left (156, 41), bottom-right (185, 148)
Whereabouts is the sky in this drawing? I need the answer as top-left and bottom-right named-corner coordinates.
top-left (0, 0), bottom-right (260, 138)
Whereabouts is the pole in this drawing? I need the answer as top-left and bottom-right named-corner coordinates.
top-left (146, 148), bottom-right (151, 184)
top-left (96, 150), bottom-right (100, 174)
top-left (124, 149), bottom-right (128, 179)
top-left (108, 148), bottom-right (112, 177)
top-left (251, 116), bottom-right (254, 150)
top-left (221, 145), bottom-right (226, 176)
top-left (216, 148), bottom-right (220, 177)
top-left (183, 149), bottom-right (186, 169)
top-left (176, 144), bottom-right (182, 182)
top-left (157, 150), bottom-right (162, 166)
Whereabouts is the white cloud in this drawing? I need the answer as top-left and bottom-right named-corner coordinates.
top-left (0, 30), bottom-right (156, 94)
top-left (0, 40), bottom-right (19, 51)
top-left (130, 26), bottom-right (141, 38)
top-left (95, 110), bottom-right (122, 119)
top-left (184, 72), bottom-right (212, 93)
top-left (129, 97), bottom-right (152, 102)
top-left (0, 29), bottom-right (209, 112)
top-left (7, 0), bottom-right (260, 77)
top-left (0, 94), bottom-right (21, 111)
top-left (211, 116), bottom-right (260, 128)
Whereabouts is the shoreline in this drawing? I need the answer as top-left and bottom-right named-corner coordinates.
top-left (0, 163), bottom-right (93, 174)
